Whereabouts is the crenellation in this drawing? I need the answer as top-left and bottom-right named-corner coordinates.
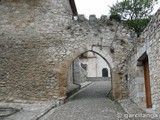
top-left (100, 15), bottom-right (108, 22)
top-left (77, 14), bottom-right (109, 23)
top-left (89, 14), bottom-right (97, 22)
top-left (77, 14), bottom-right (87, 21)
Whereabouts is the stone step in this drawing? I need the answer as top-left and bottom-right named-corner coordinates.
top-left (87, 77), bottom-right (111, 81)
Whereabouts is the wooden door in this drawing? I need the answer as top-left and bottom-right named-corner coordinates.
top-left (143, 59), bottom-right (152, 108)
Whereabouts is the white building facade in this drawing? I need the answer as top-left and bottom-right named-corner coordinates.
top-left (79, 52), bottom-right (111, 78)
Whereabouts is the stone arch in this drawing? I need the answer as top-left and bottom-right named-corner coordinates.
top-left (54, 46), bottom-right (120, 101)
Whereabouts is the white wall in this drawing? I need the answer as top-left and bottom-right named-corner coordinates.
top-left (67, 58), bottom-right (87, 86)
top-left (80, 52), bottom-right (111, 77)
top-left (96, 54), bottom-right (110, 77)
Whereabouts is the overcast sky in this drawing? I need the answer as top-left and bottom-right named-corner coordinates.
top-left (75, 0), bottom-right (160, 18)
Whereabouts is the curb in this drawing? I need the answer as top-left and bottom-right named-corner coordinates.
top-left (32, 103), bottom-right (56, 120)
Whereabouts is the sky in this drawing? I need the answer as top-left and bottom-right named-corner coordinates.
top-left (75, 0), bottom-right (160, 18)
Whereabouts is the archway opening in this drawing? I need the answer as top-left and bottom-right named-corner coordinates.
top-left (66, 51), bottom-right (112, 99)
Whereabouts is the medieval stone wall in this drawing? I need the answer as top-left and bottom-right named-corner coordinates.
top-left (0, 0), bottom-right (136, 102)
top-left (128, 9), bottom-right (160, 113)
top-left (0, 0), bottom-right (73, 102)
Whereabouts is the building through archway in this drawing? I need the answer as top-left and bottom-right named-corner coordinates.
top-left (79, 52), bottom-right (111, 78)
top-left (67, 51), bottom-right (111, 97)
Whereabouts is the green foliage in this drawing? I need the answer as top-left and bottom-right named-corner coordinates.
top-left (109, 0), bottom-right (158, 36)
top-left (126, 18), bottom-right (150, 37)
top-left (109, 14), bottom-right (121, 22)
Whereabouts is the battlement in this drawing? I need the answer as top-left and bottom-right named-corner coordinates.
top-left (74, 14), bottom-right (109, 22)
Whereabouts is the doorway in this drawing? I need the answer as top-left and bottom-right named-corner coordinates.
top-left (143, 57), bottom-right (152, 108)
top-left (102, 68), bottom-right (108, 77)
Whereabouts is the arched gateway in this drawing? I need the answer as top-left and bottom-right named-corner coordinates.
top-left (0, 0), bottom-right (135, 103)
top-left (55, 44), bottom-right (130, 101)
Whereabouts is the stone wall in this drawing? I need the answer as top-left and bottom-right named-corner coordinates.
top-left (67, 58), bottom-right (87, 95)
top-left (128, 9), bottom-right (160, 113)
top-left (71, 58), bottom-right (87, 84)
top-left (0, 0), bottom-right (136, 102)
top-left (0, 0), bottom-right (73, 102)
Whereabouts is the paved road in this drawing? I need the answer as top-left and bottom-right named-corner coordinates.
top-left (40, 81), bottom-right (124, 120)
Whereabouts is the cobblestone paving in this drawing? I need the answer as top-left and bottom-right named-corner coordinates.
top-left (40, 81), bottom-right (158, 120)
top-left (40, 81), bottom-right (122, 120)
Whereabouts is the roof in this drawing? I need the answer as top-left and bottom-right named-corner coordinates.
top-left (69, 0), bottom-right (78, 16)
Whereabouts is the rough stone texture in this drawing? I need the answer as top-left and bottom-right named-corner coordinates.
top-left (72, 58), bottom-right (87, 84)
top-left (128, 9), bottom-right (160, 113)
top-left (67, 57), bottom-right (87, 96)
top-left (0, 0), bottom-right (136, 102)
top-left (0, 0), bottom-right (73, 102)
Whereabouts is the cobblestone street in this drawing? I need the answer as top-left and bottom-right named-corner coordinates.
top-left (39, 81), bottom-right (160, 120)
top-left (40, 81), bottom-right (123, 120)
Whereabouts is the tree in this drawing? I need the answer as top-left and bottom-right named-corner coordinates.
top-left (109, 0), bottom-right (158, 37)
